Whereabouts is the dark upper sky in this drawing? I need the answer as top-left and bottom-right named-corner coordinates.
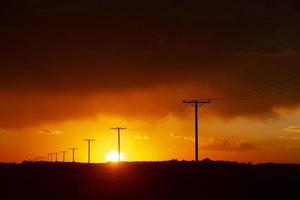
top-left (0, 0), bottom-right (300, 128)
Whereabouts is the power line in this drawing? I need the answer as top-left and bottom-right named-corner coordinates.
top-left (142, 106), bottom-right (192, 131)
top-left (129, 103), bottom-right (185, 131)
top-left (213, 75), bottom-right (300, 101)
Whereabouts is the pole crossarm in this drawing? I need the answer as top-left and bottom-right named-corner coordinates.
top-left (183, 99), bottom-right (212, 104)
top-left (111, 127), bottom-right (127, 130)
top-left (84, 139), bottom-right (95, 141)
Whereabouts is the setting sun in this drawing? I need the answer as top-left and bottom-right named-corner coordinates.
top-left (106, 151), bottom-right (126, 162)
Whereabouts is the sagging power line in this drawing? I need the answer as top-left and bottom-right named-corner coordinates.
top-left (212, 75), bottom-right (300, 101)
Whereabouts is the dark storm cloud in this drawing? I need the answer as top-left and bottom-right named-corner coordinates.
top-left (234, 48), bottom-right (297, 58)
top-left (0, 0), bottom-right (300, 128)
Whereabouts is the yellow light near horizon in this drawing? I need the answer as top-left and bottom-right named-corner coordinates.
top-left (106, 151), bottom-right (126, 162)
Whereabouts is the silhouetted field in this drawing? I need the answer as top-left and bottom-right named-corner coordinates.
top-left (0, 159), bottom-right (299, 200)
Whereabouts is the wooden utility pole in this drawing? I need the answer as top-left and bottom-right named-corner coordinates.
top-left (111, 127), bottom-right (127, 162)
top-left (61, 151), bottom-right (67, 162)
top-left (183, 99), bottom-right (211, 162)
top-left (69, 148), bottom-right (78, 163)
top-left (84, 139), bottom-right (95, 164)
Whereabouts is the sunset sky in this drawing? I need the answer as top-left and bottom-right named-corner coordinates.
top-left (0, 0), bottom-right (300, 163)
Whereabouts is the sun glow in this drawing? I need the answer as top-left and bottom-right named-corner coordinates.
top-left (106, 151), bottom-right (126, 162)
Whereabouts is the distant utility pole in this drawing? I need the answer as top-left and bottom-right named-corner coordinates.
top-left (84, 139), bottom-right (95, 164)
top-left (183, 99), bottom-right (211, 162)
top-left (49, 153), bottom-right (53, 162)
top-left (69, 148), bottom-right (78, 163)
top-left (111, 127), bottom-right (127, 162)
top-left (55, 152), bottom-right (58, 162)
top-left (47, 153), bottom-right (51, 162)
top-left (61, 151), bottom-right (67, 162)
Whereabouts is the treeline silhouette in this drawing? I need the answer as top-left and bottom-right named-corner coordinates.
top-left (0, 159), bottom-right (299, 200)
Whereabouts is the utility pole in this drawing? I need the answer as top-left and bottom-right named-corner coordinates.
top-left (69, 148), bottom-right (78, 163)
top-left (55, 152), bottom-right (58, 162)
top-left (84, 139), bottom-right (95, 164)
top-left (111, 127), bottom-right (127, 162)
top-left (61, 151), bottom-right (67, 162)
top-left (49, 153), bottom-right (53, 162)
top-left (47, 153), bottom-right (51, 162)
top-left (183, 99), bottom-right (211, 162)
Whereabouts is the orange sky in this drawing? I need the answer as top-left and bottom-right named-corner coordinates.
top-left (1, 0), bottom-right (300, 163)
top-left (0, 95), bottom-right (300, 163)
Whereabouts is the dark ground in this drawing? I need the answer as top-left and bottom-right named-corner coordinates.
top-left (0, 159), bottom-right (299, 200)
